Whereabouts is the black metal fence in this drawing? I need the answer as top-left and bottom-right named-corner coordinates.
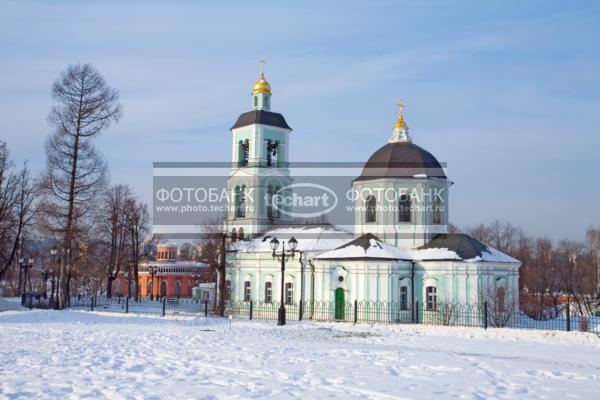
top-left (64, 296), bottom-right (600, 334)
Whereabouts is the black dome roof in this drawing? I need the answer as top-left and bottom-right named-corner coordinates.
top-left (354, 141), bottom-right (446, 182)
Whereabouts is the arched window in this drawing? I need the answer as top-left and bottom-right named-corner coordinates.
top-left (235, 186), bottom-right (246, 218)
top-left (253, 95), bottom-right (258, 107)
top-left (175, 281), bottom-right (181, 297)
top-left (365, 195), bottom-right (377, 223)
top-left (238, 227), bottom-right (244, 241)
top-left (267, 185), bottom-right (280, 219)
top-left (400, 285), bottom-right (408, 310)
top-left (239, 140), bottom-right (249, 167)
top-left (285, 282), bottom-right (294, 304)
top-left (425, 286), bottom-right (437, 311)
top-left (160, 281), bottom-right (167, 297)
top-left (231, 228), bottom-right (237, 243)
top-left (433, 196), bottom-right (442, 225)
top-left (266, 140), bottom-right (278, 167)
top-left (244, 281), bottom-right (252, 301)
top-left (264, 281), bottom-right (272, 303)
top-left (496, 286), bottom-right (506, 312)
top-left (225, 280), bottom-right (231, 300)
top-left (147, 280), bottom-right (153, 297)
top-left (398, 194), bottom-right (412, 223)
top-left (265, 95), bottom-right (270, 109)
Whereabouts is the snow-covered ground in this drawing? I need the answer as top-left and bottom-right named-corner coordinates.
top-left (1, 310), bottom-right (600, 399)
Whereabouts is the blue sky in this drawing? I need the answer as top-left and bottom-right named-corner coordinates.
top-left (1, 0), bottom-right (599, 240)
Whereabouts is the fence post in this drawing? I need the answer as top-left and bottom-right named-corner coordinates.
top-left (204, 301), bottom-right (208, 317)
top-left (353, 300), bottom-right (358, 324)
top-left (249, 301), bottom-right (253, 320)
top-left (162, 297), bottom-right (166, 317)
top-left (483, 301), bottom-right (488, 330)
top-left (91, 295), bottom-right (94, 311)
top-left (566, 302), bottom-right (571, 332)
top-left (125, 296), bottom-right (129, 313)
top-left (415, 300), bottom-right (419, 324)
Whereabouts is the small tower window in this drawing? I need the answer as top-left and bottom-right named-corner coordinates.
top-left (433, 196), bottom-right (442, 225)
top-left (398, 194), bottom-right (412, 223)
top-left (264, 95), bottom-right (270, 109)
top-left (235, 186), bottom-right (246, 218)
top-left (239, 140), bottom-right (249, 167)
top-left (267, 185), bottom-right (280, 219)
top-left (266, 140), bottom-right (278, 167)
top-left (253, 96), bottom-right (258, 107)
top-left (365, 195), bottom-right (377, 223)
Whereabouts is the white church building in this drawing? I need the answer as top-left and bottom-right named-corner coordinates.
top-left (225, 66), bottom-right (520, 319)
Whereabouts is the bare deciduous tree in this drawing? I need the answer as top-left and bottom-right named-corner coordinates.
top-left (41, 63), bottom-right (121, 308)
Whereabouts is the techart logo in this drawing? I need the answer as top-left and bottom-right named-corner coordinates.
top-left (271, 183), bottom-right (338, 219)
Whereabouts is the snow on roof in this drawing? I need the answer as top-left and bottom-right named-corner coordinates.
top-left (315, 233), bottom-right (413, 260)
top-left (231, 224), bottom-right (353, 253)
top-left (316, 233), bottom-right (519, 263)
top-left (414, 234), bottom-right (519, 263)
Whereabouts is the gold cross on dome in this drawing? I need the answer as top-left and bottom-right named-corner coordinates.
top-left (259, 59), bottom-right (266, 76)
top-left (398, 100), bottom-right (405, 116)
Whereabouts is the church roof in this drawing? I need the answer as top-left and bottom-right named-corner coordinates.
top-left (354, 141), bottom-right (446, 182)
top-left (315, 233), bottom-right (413, 260)
top-left (230, 224), bottom-right (351, 253)
top-left (315, 233), bottom-right (519, 263)
top-left (413, 233), bottom-right (519, 263)
top-left (231, 110), bottom-right (292, 130)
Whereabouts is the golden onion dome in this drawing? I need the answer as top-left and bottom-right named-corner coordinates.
top-left (394, 100), bottom-right (408, 129)
top-left (394, 115), bottom-right (408, 129)
top-left (252, 72), bottom-right (271, 94)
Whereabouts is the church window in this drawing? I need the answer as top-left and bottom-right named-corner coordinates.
top-left (231, 228), bottom-right (237, 242)
top-left (244, 280), bottom-right (252, 301)
top-left (426, 286), bottom-right (437, 311)
top-left (433, 196), bottom-right (442, 225)
top-left (238, 227), bottom-right (244, 241)
top-left (265, 96), bottom-right (270, 108)
top-left (266, 140), bottom-right (278, 167)
top-left (365, 195), bottom-right (377, 223)
top-left (496, 286), bottom-right (506, 312)
top-left (239, 140), bottom-right (249, 167)
top-left (285, 282), bottom-right (294, 304)
top-left (235, 186), bottom-right (246, 218)
top-left (264, 281), bottom-right (272, 302)
top-left (398, 194), bottom-right (412, 223)
top-left (267, 186), bottom-right (280, 219)
top-left (400, 285), bottom-right (408, 310)
top-left (225, 280), bottom-right (231, 300)
top-left (253, 96), bottom-right (258, 107)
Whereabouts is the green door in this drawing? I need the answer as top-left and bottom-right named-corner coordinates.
top-left (335, 287), bottom-right (345, 320)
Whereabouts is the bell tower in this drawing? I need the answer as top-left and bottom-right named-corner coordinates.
top-left (225, 62), bottom-right (293, 240)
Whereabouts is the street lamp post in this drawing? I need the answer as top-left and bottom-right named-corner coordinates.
top-left (148, 265), bottom-right (157, 300)
top-left (18, 257), bottom-right (34, 296)
top-left (270, 236), bottom-right (298, 326)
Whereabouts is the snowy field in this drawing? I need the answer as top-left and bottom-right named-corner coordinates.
top-left (1, 309), bottom-right (600, 399)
